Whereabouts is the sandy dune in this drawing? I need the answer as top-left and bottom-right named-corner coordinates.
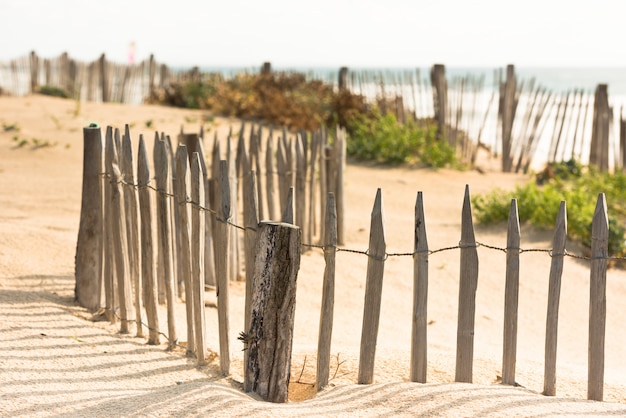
top-left (2, 95), bottom-right (626, 416)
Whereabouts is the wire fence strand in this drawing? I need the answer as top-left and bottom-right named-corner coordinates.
top-left (106, 172), bottom-right (626, 264)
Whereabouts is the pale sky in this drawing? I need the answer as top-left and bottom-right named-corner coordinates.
top-left (1, 0), bottom-right (625, 68)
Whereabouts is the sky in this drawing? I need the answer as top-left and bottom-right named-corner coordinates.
top-left (1, 0), bottom-right (626, 69)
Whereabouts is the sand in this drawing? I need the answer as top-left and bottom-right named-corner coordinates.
top-left (1, 95), bottom-right (626, 417)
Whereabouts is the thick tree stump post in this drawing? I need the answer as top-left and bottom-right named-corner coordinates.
top-left (75, 124), bottom-right (103, 311)
top-left (245, 222), bottom-right (301, 403)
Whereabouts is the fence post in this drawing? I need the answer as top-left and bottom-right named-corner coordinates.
top-left (121, 128), bottom-right (143, 338)
top-left (109, 139), bottom-right (133, 334)
top-left (216, 160), bottom-right (231, 375)
top-left (588, 193), bottom-right (608, 401)
top-left (590, 84), bottom-right (610, 172)
top-left (358, 189), bottom-right (386, 384)
top-left (137, 135), bottom-right (160, 345)
top-left (308, 132), bottom-right (319, 244)
top-left (191, 153), bottom-right (208, 366)
top-left (282, 187), bottom-right (294, 224)
top-left (244, 221), bottom-right (301, 403)
top-left (411, 191), bottom-right (428, 383)
top-left (155, 139), bottom-right (178, 350)
top-left (500, 64), bottom-right (518, 172)
top-left (335, 128), bottom-right (346, 245)
top-left (295, 135), bottom-right (306, 232)
top-left (455, 185), bottom-right (479, 383)
top-left (153, 133), bottom-right (166, 304)
top-left (75, 124), bottom-right (103, 311)
top-left (316, 193), bottom-right (337, 391)
top-left (430, 64), bottom-right (448, 137)
top-left (99, 53), bottom-right (109, 103)
top-left (103, 127), bottom-right (116, 323)
top-left (502, 199), bottom-right (521, 385)
top-left (29, 51), bottom-right (39, 93)
top-left (266, 131), bottom-right (277, 220)
top-left (543, 201), bottom-right (567, 396)
top-left (175, 145), bottom-right (195, 357)
top-left (243, 169), bottom-right (259, 392)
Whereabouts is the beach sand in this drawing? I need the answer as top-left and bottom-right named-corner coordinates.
top-left (1, 95), bottom-right (626, 417)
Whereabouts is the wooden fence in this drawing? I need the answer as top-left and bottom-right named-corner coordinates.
top-left (75, 120), bottom-right (620, 403)
top-left (74, 121), bottom-right (345, 400)
top-left (0, 51), bottom-right (187, 103)
top-left (3, 51), bottom-right (624, 172)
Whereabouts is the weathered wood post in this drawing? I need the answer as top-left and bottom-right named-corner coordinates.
top-left (590, 84), bottom-right (610, 172)
top-left (99, 53), bottom-right (109, 103)
top-left (430, 64), bottom-right (448, 138)
top-left (265, 131), bottom-right (278, 220)
top-left (411, 191), bottom-right (429, 383)
top-left (499, 64), bottom-right (518, 172)
top-left (282, 187), bottom-right (294, 224)
top-left (103, 127), bottom-right (116, 322)
top-left (29, 51), bottom-right (39, 93)
top-left (502, 199), bottom-right (521, 385)
top-left (75, 124), bottom-right (103, 311)
top-left (295, 135), bottom-right (306, 231)
top-left (338, 67), bottom-right (348, 90)
top-left (137, 135), bottom-right (160, 345)
top-left (358, 189), bottom-right (386, 384)
top-left (191, 152), bottom-right (208, 366)
top-left (175, 145), bottom-right (195, 357)
top-left (216, 160), bottom-right (231, 375)
top-left (543, 201), bottom-right (567, 396)
top-left (243, 170), bottom-right (259, 392)
top-left (316, 193), bottom-right (337, 391)
top-left (121, 128), bottom-right (143, 338)
top-left (155, 138), bottom-right (178, 350)
top-left (455, 185), bottom-right (479, 383)
top-left (244, 221), bottom-right (301, 403)
top-left (335, 128), bottom-right (346, 245)
top-left (588, 193), bottom-right (608, 401)
top-left (109, 139), bottom-right (133, 334)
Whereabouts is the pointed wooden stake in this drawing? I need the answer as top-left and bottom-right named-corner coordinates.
top-left (137, 135), bottom-right (160, 345)
top-left (543, 201), bottom-right (567, 396)
top-left (502, 199), bottom-right (521, 385)
top-left (358, 189), bottom-right (386, 384)
top-left (455, 185), bottom-right (479, 383)
top-left (588, 193), bottom-right (608, 401)
top-left (411, 191), bottom-right (429, 383)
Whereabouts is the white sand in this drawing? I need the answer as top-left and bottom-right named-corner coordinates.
top-left (1, 95), bottom-right (626, 417)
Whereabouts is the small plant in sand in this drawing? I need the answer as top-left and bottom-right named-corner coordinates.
top-left (36, 85), bottom-right (70, 99)
top-left (472, 160), bottom-right (626, 258)
top-left (2, 122), bottom-right (20, 132)
top-left (12, 136), bottom-right (58, 149)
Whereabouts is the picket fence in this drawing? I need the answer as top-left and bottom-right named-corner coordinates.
top-left (75, 122), bottom-right (617, 403)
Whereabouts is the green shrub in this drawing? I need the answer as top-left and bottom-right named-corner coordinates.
top-left (472, 161), bottom-right (626, 257)
top-left (345, 108), bottom-right (455, 167)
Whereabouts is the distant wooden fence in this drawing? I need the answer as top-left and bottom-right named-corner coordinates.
top-left (3, 52), bottom-right (624, 172)
top-left (0, 51), bottom-right (190, 103)
top-left (75, 120), bottom-right (622, 403)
